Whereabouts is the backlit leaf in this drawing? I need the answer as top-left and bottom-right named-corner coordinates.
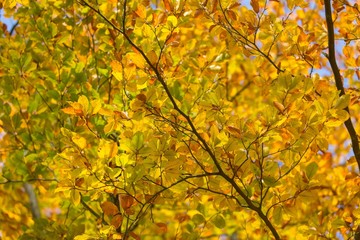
top-left (305, 162), bottom-right (318, 180)
top-left (250, 0), bottom-right (259, 13)
top-left (212, 214), bottom-right (226, 229)
top-left (72, 135), bottom-right (87, 149)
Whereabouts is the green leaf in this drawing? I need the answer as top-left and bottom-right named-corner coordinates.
top-left (331, 218), bottom-right (345, 228)
top-left (333, 94), bottom-right (350, 109)
top-left (192, 214), bottom-right (205, 225)
top-left (263, 176), bottom-right (278, 187)
top-left (305, 162), bottom-right (318, 180)
top-left (28, 94), bottom-right (41, 113)
top-left (75, 62), bottom-right (85, 73)
top-left (273, 206), bottom-right (282, 224)
top-left (212, 214), bottom-right (226, 229)
top-left (131, 131), bottom-right (144, 150)
top-left (171, 80), bottom-right (183, 101)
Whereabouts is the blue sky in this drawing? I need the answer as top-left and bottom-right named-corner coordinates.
top-left (0, 9), bottom-right (17, 31)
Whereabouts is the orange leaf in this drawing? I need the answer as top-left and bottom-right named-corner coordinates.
top-left (109, 142), bottom-right (118, 158)
top-left (226, 10), bottom-right (237, 21)
top-left (163, 0), bottom-right (173, 12)
top-left (62, 107), bottom-right (77, 115)
top-left (135, 4), bottom-right (147, 19)
top-left (250, 0), bottom-right (259, 13)
top-left (120, 195), bottom-right (134, 209)
top-left (166, 32), bottom-right (179, 45)
top-left (111, 60), bottom-right (122, 72)
top-left (228, 2), bottom-right (241, 9)
top-left (211, 0), bottom-right (218, 13)
top-left (156, 222), bottom-right (168, 233)
top-left (101, 201), bottom-right (119, 216)
top-left (130, 232), bottom-right (140, 240)
top-left (111, 214), bottom-right (123, 228)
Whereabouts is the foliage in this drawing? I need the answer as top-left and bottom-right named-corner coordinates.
top-left (1, 0), bottom-right (360, 239)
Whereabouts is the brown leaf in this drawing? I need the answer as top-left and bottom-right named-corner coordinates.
top-left (75, 178), bottom-right (84, 187)
top-left (156, 222), bottom-right (168, 233)
top-left (130, 232), bottom-right (140, 240)
top-left (175, 213), bottom-right (190, 223)
top-left (120, 195), bottom-right (134, 209)
top-left (211, 0), bottom-right (218, 13)
top-left (228, 2), bottom-right (241, 9)
top-left (226, 126), bottom-right (242, 138)
top-left (101, 201), bottom-right (119, 216)
top-left (250, 0), bottom-right (259, 13)
top-left (273, 101), bottom-right (285, 113)
top-left (136, 93), bottom-right (147, 103)
top-left (111, 214), bottom-right (123, 228)
top-left (226, 10), bottom-right (237, 21)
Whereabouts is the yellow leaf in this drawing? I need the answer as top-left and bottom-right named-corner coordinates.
top-left (74, 234), bottom-right (97, 240)
top-left (72, 135), bottom-right (87, 149)
top-left (113, 71), bottom-right (123, 81)
top-left (91, 99), bottom-right (102, 115)
top-left (353, 208), bottom-right (360, 219)
top-left (111, 60), bottom-right (123, 81)
top-left (135, 4), bottom-right (147, 19)
top-left (98, 140), bottom-right (118, 158)
top-left (104, 120), bottom-right (116, 134)
top-left (167, 15), bottom-right (178, 28)
top-left (71, 189), bottom-right (81, 206)
top-left (128, 52), bottom-right (146, 69)
top-left (111, 60), bottom-right (122, 72)
top-left (334, 94), bottom-right (350, 109)
top-left (99, 107), bottom-right (114, 116)
top-left (78, 95), bottom-right (89, 115)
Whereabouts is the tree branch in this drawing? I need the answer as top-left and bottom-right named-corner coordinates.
top-left (324, 0), bottom-right (360, 170)
top-left (81, 1), bottom-right (280, 238)
top-left (24, 183), bottom-right (41, 220)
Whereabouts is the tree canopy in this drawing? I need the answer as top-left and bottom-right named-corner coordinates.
top-left (1, 0), bottom-right (360, 239)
